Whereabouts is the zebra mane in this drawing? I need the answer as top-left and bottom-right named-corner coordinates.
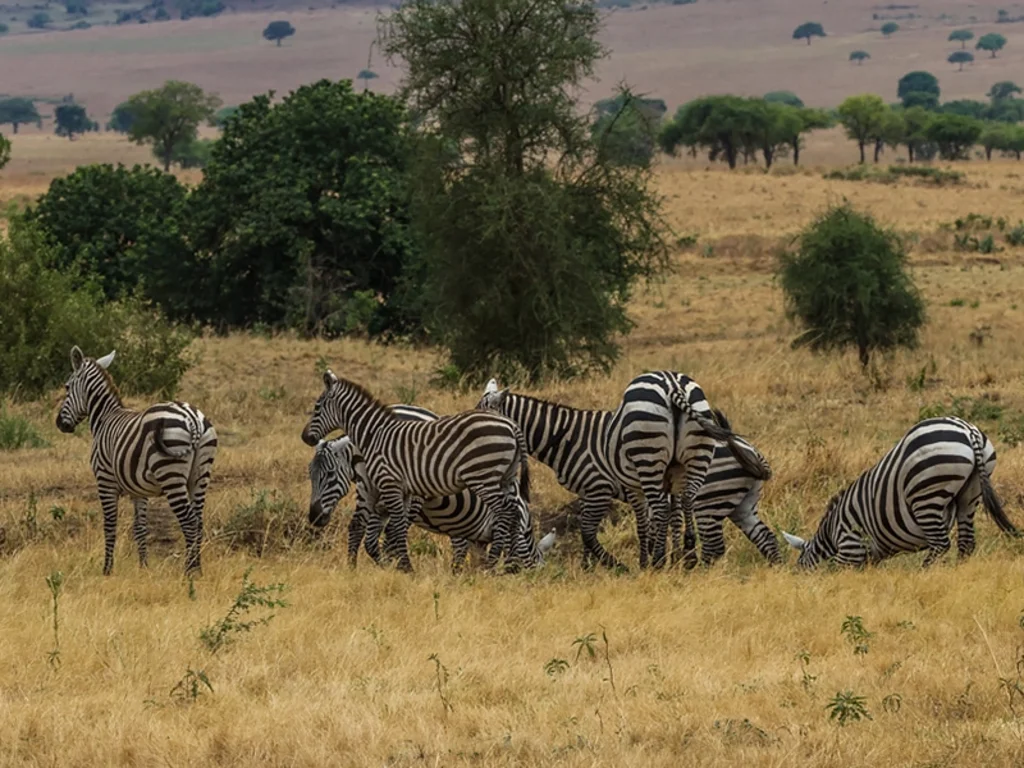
top-left (504, 390), bottom-right (608, 416)
top-left (91, 361), bottom-right (124, 406)
top-left (336, 376), bottom-right (395, 419)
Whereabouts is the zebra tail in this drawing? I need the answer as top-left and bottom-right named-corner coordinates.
top-left (970, 429), bottom-right (1019, 537)
top-left (517, 427), bottom-right (531, 504)
top-left (671, 391), bottom-right (773, 482)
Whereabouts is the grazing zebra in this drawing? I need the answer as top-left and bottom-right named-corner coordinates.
top-left (55, 346), bottom-right (217, 576)
top-left (300, 370), bottom-right (535, 572)
top-left (307, 407), bottom-right (542, 571)
top-left (476, 379), bottom-right (773, 570)
top-left (668, 410), bottom-right (781, 567)
top-left (783, 416), bottom-right (1019, 568)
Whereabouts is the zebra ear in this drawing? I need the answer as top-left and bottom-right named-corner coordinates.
top-left (323, 369), bottom-right (338, 388)
top-left (484, 378), bottom-right (499, 395)
top-left (782, 531), bottom-right (807, 550)
top-left (70, 345), bottom-right (84, 371)
top-left (95, 350), bottom-right (116, 370)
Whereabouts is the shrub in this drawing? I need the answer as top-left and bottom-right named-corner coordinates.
top-left (0, 219), bottom-right (195, 400)
top-left (777, 202), bottom-right (925, 368)
top-left (0, 405), bottom-right (47, 450)
top-left (26, 12), bottom-right (50, 28)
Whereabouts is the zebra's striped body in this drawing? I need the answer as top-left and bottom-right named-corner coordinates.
top-left (55, 346), bottom-right (217, 575)
top-left (784, 417), bottom-right (1018, 568)
top-left (300, 370), bottom-right (535, 572)
top-left (476, 381), bottom-right (775, 569)
top-left (307, 405), bottom-right (541, 571)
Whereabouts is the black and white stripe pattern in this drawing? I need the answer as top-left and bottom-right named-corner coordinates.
top-left (783, 416), bottom-right (1019, 568)
top-left (300, 370), bottom-right (536, 572)
top-left (55, 345), bottom-right (217, 575)
top-left (605, 370), bottom-right (772, 568)
top-left (477, 379), bottom-right (774, 570)
top-left (307, 404), bottom-right (542, 571)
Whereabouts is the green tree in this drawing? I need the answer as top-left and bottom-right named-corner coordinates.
top-left (787, 107), bottom-right (832, 165)
top-left (26, 11), bottom-right (50, 28)
top-left (764, 90), bottom-right (803, 108)
top-left (213, 105), bottom-right (238, 126)
top-left (660, 95), bottom-right (754, 169)
top-left (898, 106), bottom-right (934, 162)
top-left (0, 218), bottom-right (195, 399)
top-left (948, 51), bottom-right (974, 71)
top-left (357, 69), bottom-right (379, 90)
top-left (379, 0), bottom-right (670, 383)
top-left (926, 113), bottom-right (982, 159)
top-left (1004, 125), bottom-right (1024, 159)
top-left (65, 0), bottom-right (88, 15)
top-left (948, 29), bottom-right (974, 49)
top-left (0, 133), bottom-right (10, 171)
top-left (262, 20), bottom-right (294, 46)
top-left (988, 98), bottom-right (1024, 123)
top-left (777, 202), bottom-right (925, 369)
top-left (106, 101), bottom-right (136, 133)
top-left (850, 50), bottom-right (870, 65)
top-left (897, 71), bottom-right (940, 109)
top-left (940, 99), bottom-right (987, 119)
top-left (989, 81), bottom-right (1022, 101)
top-left (793, 22), bottom-right (825, 45)
top-left (838, 94), bottom-right (889, 164)
top-left (125, 80), bottom-right (221, 172)
top-left (0, 98), bottom-right (41, 134)
top-left (0, 22), bottom-right (9, 34)
top-left (881, 22), bottom-right (898, 37)
top-left (980, 122), bottom-right (1013, 160)
top-left (187, 79), bottom-right (417, 336)
top-left (977, 32), bottom-right (1007, 58)
top-left (591, 93), bottom-right (666, 168)
top-left (170, 137), bottom-right (214, 169)
top-left (23, 164), bottom-right (193, 313)
top-left (54, 103), bottom-right (91, 140)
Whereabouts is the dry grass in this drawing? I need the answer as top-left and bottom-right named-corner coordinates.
top-left (7, 153), bottom-right (1024, 765)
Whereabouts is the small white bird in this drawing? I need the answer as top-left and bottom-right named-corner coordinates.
top-left (538, 528), bottom-right (557, 555)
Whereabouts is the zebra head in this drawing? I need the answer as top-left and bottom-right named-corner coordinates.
top-left (308, 437), bottom-right (357, 527)
top-left (782, 493), bottom-right (840, 568)
top-left (476, 378), bottom-right (510, 413)
top-left (56, 346), bottom-right (116, 434)
top-left (301, 369), bottom-right (343, 446)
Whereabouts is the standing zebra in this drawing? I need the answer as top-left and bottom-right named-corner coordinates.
top-left (605, 370), bottom-right (772, 569)
top-left (783, 416), bottom-right (1019, 568)
top-left (476, 379), bottom-right (774, 570)
top-left (300, 370), bottom-right (535, 572)
top-left (307, 404), bottom-right (542, 571)
top-left (55, 346), bottom-right (217, 576)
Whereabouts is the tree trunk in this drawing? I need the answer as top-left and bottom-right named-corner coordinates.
top-left (959, 62), bottom-right (964, 71)
top-left (908, 144), bottom-right (915, 163)
top-left (792, 139), bottom-right (800, 165)
top-left (858, 140), bottom-right (866, 164)
top-left (1016, 150), bottom-right (1022, 160)
top-left (12, 122), bottom-right (18, 135)
top-left (858, 343), bottom-right (870, 369)
top-left (806, 37), bottom-right (811, 45)
top-left (763, 145), bottom-right (773, 169)
top-left (162, 146), bottom-right (172, 173)
top-left (873, 138), bottom-right (883, 163)
top-left (986, 146), bottom-right (993, 160)
top-left (725, 143), bottom-right (737, 169)
top-left (276, 38), bottom-right (281, 46)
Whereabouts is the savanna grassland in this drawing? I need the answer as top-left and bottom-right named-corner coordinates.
top-left (5, 129), bottom-right (1024, 766)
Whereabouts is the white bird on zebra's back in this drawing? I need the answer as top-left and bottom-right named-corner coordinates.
top-left (539, 528), bottom-right (557, 555)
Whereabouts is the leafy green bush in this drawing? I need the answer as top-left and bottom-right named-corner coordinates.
top-left (170, 138), bottom-right (214, 169)
top-left (777, 202), bottom-right (925, 368)
top-left (0, 219), bottom-right (195, 400)
top-left (23, 163), bottom-right (194, 318)
top-left (0, 405), bottom-right (47, 450)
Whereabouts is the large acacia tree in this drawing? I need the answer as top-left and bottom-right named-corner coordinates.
top-left (378, 0), bottom-right (670, 384)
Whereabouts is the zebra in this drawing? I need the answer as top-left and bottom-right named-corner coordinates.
top-left (307, 405), bottom-right (542, 571)
top-left (476, 378), bottom-right (774, 570)
top-left (300, 370), bottom-right (535, 572)
top-left (668, 410), bottom-right (781, 568)
top-left (607, 370), bottom-right (772, 569)
top-left (55, 346), bottom-right (218, 576)
top-left (782, 416), bottom-right (1020, 568)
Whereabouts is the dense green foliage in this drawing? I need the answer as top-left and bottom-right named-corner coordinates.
top-left (27, 12), bottom-right (50, 28)
top-left (777, 203), bottom-right (925, 369)
top-left (380, 0), bottom-right (669, 384)
top-left (897, 71), bottom-right (940, 109)
top-left (107, 101), bottom-right (136, 133)
top-left (591, 93), bottom-right (666, 167)
top-left (948, 51), bottom-right (974, 71)
top-left (187, 79), bottom-right (417, 336)
top-left (764, 91), bottom-right (803, 108)
top-left (263, 20), bottom-right (295, 45)
top-left (0, 98), bottom-right (41, 134)
top-left (850, 50), bottom-right (870, 65)
top-left (126, 80), bottom-right (221, 171)
top-left (0, 219), bottom-right (194, 399)
top-left (948, 29), bottom-right (974, 48)
top-left (977, 33), bottom-right (1007, 58)
top-left (792, 22), bottom-right (825, 44)
top-left (0, 133), bottom-right (9, 171)
top-left (880, 22), bottom-right (898, 37)
top-left (24, 164), bottom-right (193, 313)
top-left (926, 113), bottom-right (983, 160)
top-left (54, 104), bottom-right (93, 139)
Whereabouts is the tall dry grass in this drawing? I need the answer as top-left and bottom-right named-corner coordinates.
top-left (4, 155), bottom-right (1024, 766)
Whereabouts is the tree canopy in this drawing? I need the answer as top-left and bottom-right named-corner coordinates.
top-left (764, 90), bottom-right (804, 108)
top-left (850, 50), bottom-right (870, 65)
top-left (948, 51), bottom-right (974, 71)
top-left (125, 80), bottom-right (221, 171)
top-left (989, 81), bottom-right (1022, 101)
top-left (0, 98), bottom-right (41, 134)
top-left (897, 71), bottom-right (940, 109)
top-left (378, 0), bottom-right (671, 383)
top-left (106, 101), bottom-right (136, 133)
top-left (881, 22), bottom-right (898, 37)
top-left (0, 134), bottom-right (10, 171)
top-left (977, 32), bottom-right (1007, 57)
top-left (948, 29), bottom-right (974, 48)
top-left (837, 94), bottom-right (888, 164)
top-left (54, 104), bottom-right (92, 139)
top-left (262, 20), bottom-right (295, 46)
top-left (792, 22), bottom-right (825, 44)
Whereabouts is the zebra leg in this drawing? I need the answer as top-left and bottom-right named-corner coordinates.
top-left (916, 504), bottom-right (954, 567)
top-left (98, 487), bottom-right (120, 576)
top-left (132, 498), bottom-right (149, 569)
top-left (346, 512), bottom-right (367, 568)
top-left (377, 487), bottom-right (413, 573)
top-left (954, 481), bottom-right (982, 560)
top-left (697, 515), bottom-right (727, 567)
top-left (362, 506), bottom-right (387, 565)
top-left (473, 487), bottom-right (513, 571)
top-left (728, 488), bottom-right (782, 565)
top-left (580, 493), bottom-right (623, 570)
top-left (166, 483), bottom-right (202, 575)
top-left (450, 537), bottom-right (471, 574)
top-left (644, 486), bottom-right (673, 569)
top-left (187, 441), bottom-right (215, 573)
top-left (625, 491), bottom-right (650, 569)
